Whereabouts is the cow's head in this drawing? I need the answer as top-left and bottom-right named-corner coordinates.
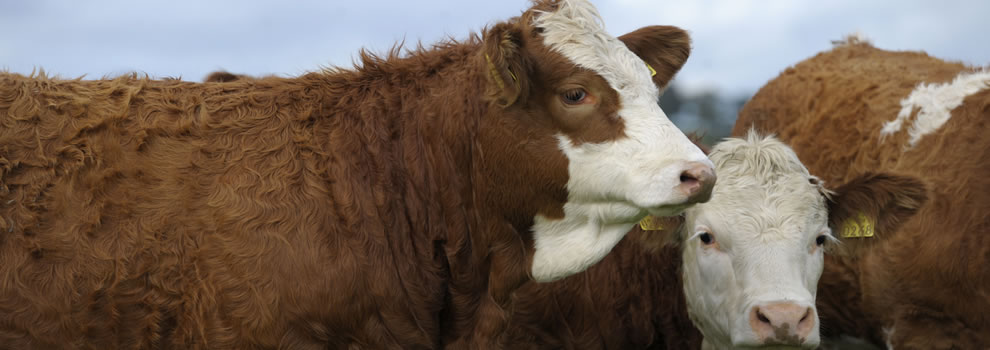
top-left (480, 0), bottom-right (714, 283)
top-left (645, 132), bottom-right (926, 349)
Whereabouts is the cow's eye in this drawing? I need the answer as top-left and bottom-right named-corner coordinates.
top-left (561, 88), bottom-right (587, 105)
top-left (699, 232), bottom-right (714, 245)
top-left (815, 235), bottom-right (827, 246)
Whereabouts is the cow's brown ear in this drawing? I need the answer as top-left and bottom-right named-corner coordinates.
top-left (482, 22), bottom-right (528, 107)
top-left (629, 215), bottom-right (686, 252)
top-left (618, 25), bottom-right (691, 92)
top-left (827, 173), bottom-right (928, 256)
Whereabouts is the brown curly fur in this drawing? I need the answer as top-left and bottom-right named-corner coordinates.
top-left (735, 40), bottom-right (990, 349)
top-left (0, 1), bottom-right (697, 348)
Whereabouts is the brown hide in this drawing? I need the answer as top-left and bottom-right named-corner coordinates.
top-left (502, 227), bottom-right (702, 350)
top-left (2, 61), bottom-right (480, 349)
top-left (0, 1), bottom-right (698, 349)
top-left (735, 40), bottom-right (990, 348)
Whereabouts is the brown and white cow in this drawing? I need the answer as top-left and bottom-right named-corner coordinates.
top-left (0, 0), bottom-right (715, 348)
top-left (500, 131), bottom-right (924, 350)
top-left (735, 37), bottom-right (990, 349)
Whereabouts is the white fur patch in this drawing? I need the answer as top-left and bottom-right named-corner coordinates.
top-left (530, 204), bottom-right (638, 282)
top-left (880, 69), bottom-right (990, 148)
top-left (526, 0), bottom-right (710, 281)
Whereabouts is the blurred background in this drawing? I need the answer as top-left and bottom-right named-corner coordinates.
top-left (3, 0), bottom-right (988, 145)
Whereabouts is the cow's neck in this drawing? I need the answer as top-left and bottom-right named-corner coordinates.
top-left (309, 42), bottom-right (536, 333)
top-left (817, 254), bottom-right (881, 342)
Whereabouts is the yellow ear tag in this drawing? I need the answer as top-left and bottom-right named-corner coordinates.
top-left (484, 54), bottom-right (506, 91)
top-left (639, 215), bottom-right (664, 231)
top-left (646, 63), bottom-right (657, 77)
top-left (484, 53), bottom-right (517, 85)
top-left (841, 212), bottom-right (875, 238)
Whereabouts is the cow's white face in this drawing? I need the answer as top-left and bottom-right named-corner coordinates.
top-left (527, 0), bottom-right (713, 282)
top-left (680, 134), bottom-right (831, 349)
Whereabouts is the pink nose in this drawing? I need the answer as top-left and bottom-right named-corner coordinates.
top-left (678, 161), bottom-right (716, 204)
top-left (749, 302), bottom-right (816, 345)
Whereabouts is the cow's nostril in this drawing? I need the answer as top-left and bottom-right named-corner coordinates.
top-left (680, 172), bottom-right (699, 184)
top-left (756, 309), bottom-right (771, 324)
top-left (750, 302), bottom-right (817, 343)
top-left (677, 161), bottom-right (715, 204)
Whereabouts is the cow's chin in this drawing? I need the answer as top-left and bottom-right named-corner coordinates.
top-left (624, 187), bottom-right (699, 219)
top-left (566, 200), bottom-right (695, 225)
top-left (603, 202), bottom-right (650, 224)
top-left (645, 203), bottom-right (693, 217)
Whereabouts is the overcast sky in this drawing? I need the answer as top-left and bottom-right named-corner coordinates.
top-left (2, 0), bottom-right (988, 96)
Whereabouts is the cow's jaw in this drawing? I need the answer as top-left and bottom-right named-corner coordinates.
top-left (529, 203), bottom-right (638, 282)
top-left (526, 0), bottom-right (710, 283)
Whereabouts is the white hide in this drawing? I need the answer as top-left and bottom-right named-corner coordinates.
top-left (528, 0), bottom-right (711, 282)
top-left (681, 133), bottom-right (832, 349)
top-left (880, 69), bottom-right (990, 148)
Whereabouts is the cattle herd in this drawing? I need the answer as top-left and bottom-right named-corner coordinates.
top-left (0, 0), bottom-right (986, 349)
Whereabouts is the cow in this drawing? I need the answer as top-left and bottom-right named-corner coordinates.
top-left (671, 133), bottom-right (925, 350)
top-left (734, 36), bottom-right (990, 349)
top-left (500, 131), bottom-right (925, 350)
top-left (0, 0), bottom-right (715, 348)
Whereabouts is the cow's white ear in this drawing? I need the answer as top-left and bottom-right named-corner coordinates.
top-left (827, 173), bottom-right (927, 256)
top-left (617, 25), bottom-right (691, 92)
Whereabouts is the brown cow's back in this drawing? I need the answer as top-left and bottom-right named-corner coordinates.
top-left (735, 40), bottom-right (990, 348)
top-left (734, 40), bottom-right (970, 183)
top-left (0, 54), bottom-right (476, 347)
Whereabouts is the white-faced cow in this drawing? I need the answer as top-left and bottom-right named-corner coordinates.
top-left (735, 37), bottom-right (988, 349)
top-left (668, 132), bottom-right (921, 350)
top-left (0, 0), bottom-right (715, 348)
top-left (500, 131), bottom-right (924, 349)
top-left (674, 132), bottom-right (834, 349)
